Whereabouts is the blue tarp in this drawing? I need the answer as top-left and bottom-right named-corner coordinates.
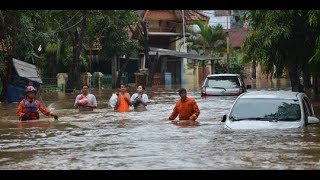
top-left (6, 84), bottom-right (25, 103)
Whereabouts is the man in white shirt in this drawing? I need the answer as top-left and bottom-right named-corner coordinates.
top-left (74, 85), bottom-right (97, 112)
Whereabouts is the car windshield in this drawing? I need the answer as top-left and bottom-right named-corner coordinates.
top-left (206, 76), bottom-right (240, 89)
top-left (229, 98), bottom-right (301, 121)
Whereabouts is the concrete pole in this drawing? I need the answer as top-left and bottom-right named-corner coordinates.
top-left (226, 14), bottom-right (230, 73)
top-left (142, 54), bottom-right (145, 69)
top-left (181, 10), bottom-right (187, 86)
top-left (112, 55), bottom-right (117, 89)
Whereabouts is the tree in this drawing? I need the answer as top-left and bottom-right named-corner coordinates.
top-left (86, 10), bottom-right (140, 88)
top-left (46, 10), bottom-right (140, 90)
top-left (243, 10), bottom-right (320, 92)
top-left (0, 10), bottom-right (141, 98)
top-left (0, 10), bottom-right (19, 101)
top-left (184, 20), bottom-right (226, 81)
top-left (185, 20), bottom-right (226, 56)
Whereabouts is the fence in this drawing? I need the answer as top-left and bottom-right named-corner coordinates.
top-left (41, 78), bottom-right (59, 92)
top-left (41, 73), bottom-right (129, 92)
top-left (90, 73), bottom-right (128, 89)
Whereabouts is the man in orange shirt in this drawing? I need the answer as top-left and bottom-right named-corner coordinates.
top-left (114, 84), bottom-right (131, 112)
top-left (169, 88), bottom-right (200, 121)
top-left (17, 86), bottom-right (58, 121)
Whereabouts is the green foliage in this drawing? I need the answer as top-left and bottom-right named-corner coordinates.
top-left (45, 42), bottom-right (58, 54)
top-left (87, 10), bottom-right (141, 59)
top-left (215, 61), bottom-right (244, 77)
top-left (243, 10), bottom-right (320, 77)
top-left (13, 10), bottom-right (140, 78)
top-left (16, 11), bottom-right (52, 63)
top-left (185, 20), bottom-right (226, 56)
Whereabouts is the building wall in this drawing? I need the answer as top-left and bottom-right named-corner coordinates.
top-left (243, 62), bottom-right (273, 80)
top-left (143, 10), bottom-right (211, 88)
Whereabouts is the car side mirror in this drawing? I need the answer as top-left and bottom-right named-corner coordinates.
top-left (308, 116), bottom-right (320, 124)
top-left (246, 85), bottom-right (251, 89)
top-left (221, 115), bottom-right (227, 122)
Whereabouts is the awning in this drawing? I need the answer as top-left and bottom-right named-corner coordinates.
top-left (148, 47), bottom-right (223, 61)
top-left (12, 58), bottom-right (43, 83)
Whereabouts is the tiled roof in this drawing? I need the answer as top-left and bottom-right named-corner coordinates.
top-left (138, 10), bottom-right (209, 24)
top-left (84, 37), bottom-right (102, 51)
top-left (184, 10), bottom-right (209, 24)
top-left (227, 28), bottom-right (247, 48)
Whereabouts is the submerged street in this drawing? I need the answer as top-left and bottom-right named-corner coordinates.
top-left (1, 79), bottom-right (320, 169)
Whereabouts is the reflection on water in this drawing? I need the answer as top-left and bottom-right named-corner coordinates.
top-left (1, 78), bottom-right (320, 169)
top-left (171, 120), bottom-right (200, 127)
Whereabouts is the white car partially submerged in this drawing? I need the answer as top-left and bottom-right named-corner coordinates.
top-left (201, 74), bottom-right (250, 96)
top-left (222, 90), bottom-right (320, 130)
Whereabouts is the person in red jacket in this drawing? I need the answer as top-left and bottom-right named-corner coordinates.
top-left (16, 86), bottom-right (58, 121)
top-left (169, 88), bottom-right (200, 121)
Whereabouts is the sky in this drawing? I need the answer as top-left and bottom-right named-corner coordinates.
top-left (202, 10), bottom-right (231, 29)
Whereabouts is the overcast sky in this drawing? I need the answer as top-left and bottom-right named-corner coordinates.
top-left (202, 10), bottom-right (231, 29)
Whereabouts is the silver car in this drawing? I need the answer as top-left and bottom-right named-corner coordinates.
top-left (201, 74), bottom-right (250, 96)
top-left (222, 91), bottom-right (320, 130)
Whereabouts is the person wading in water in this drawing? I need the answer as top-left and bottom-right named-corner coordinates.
top-left (74, 85), bottom-right (97, 112)
top-left (130, 85), bottom-right (149, 112)
top-left (17, 86), bottom-right (58, 121)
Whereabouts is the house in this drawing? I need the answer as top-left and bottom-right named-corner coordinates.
top-left (84, 37), bottom-right (102, 73)
top-left (133, 10), bottom-right (216, 89)
top-left (228, 27), bottom-right (269, 80)
top-left (228, 27), bottom-right (248, 49)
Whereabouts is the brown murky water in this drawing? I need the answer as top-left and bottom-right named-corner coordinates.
top-left (1, 78), bottom-right (320, 169)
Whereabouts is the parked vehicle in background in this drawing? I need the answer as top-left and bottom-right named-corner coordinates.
top-left (221, 91), bottom-right (320, 130)
top-left (201, 74), bottom-right (250, 96)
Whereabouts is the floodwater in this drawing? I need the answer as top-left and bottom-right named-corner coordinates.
top-left (1, 78), bottom-right (320, 170)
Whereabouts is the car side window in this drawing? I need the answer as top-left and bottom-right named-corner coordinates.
top-left (302, 97), bottom-right (313, 116)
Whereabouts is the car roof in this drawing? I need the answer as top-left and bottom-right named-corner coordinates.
top-left (240, 90), bottom-right (301, 100)
top-left (207, 74), bottom-right (240, 77)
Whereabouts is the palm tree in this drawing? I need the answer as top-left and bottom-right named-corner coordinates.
top-left (185, 20), bottom-right (226, 56)
top-left (182, 20), bottom-right (226, 78)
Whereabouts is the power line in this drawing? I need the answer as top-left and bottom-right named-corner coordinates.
top-left (14, 14), bottom-right (84, 37)
top-left (54, 17), bottom-right (84, 34)
top-left (55, 11), bottom-right (80, 31)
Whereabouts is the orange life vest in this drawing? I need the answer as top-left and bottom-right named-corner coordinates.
top-left (23, 99), bottom-right (40, 120)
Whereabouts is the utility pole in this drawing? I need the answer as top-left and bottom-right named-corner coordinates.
top-left (181, 10), bottom-right (187, 86)
top-left (182, 10), bottom-right (186, 53)
top-left (226, 11), bottom-right (230, 73)
top-left (111, 55), bottom-right (117, 89)
top-left (142, 21), bottom-right (152, 86)
top-left (142, 21), bottom-right (150, 63)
